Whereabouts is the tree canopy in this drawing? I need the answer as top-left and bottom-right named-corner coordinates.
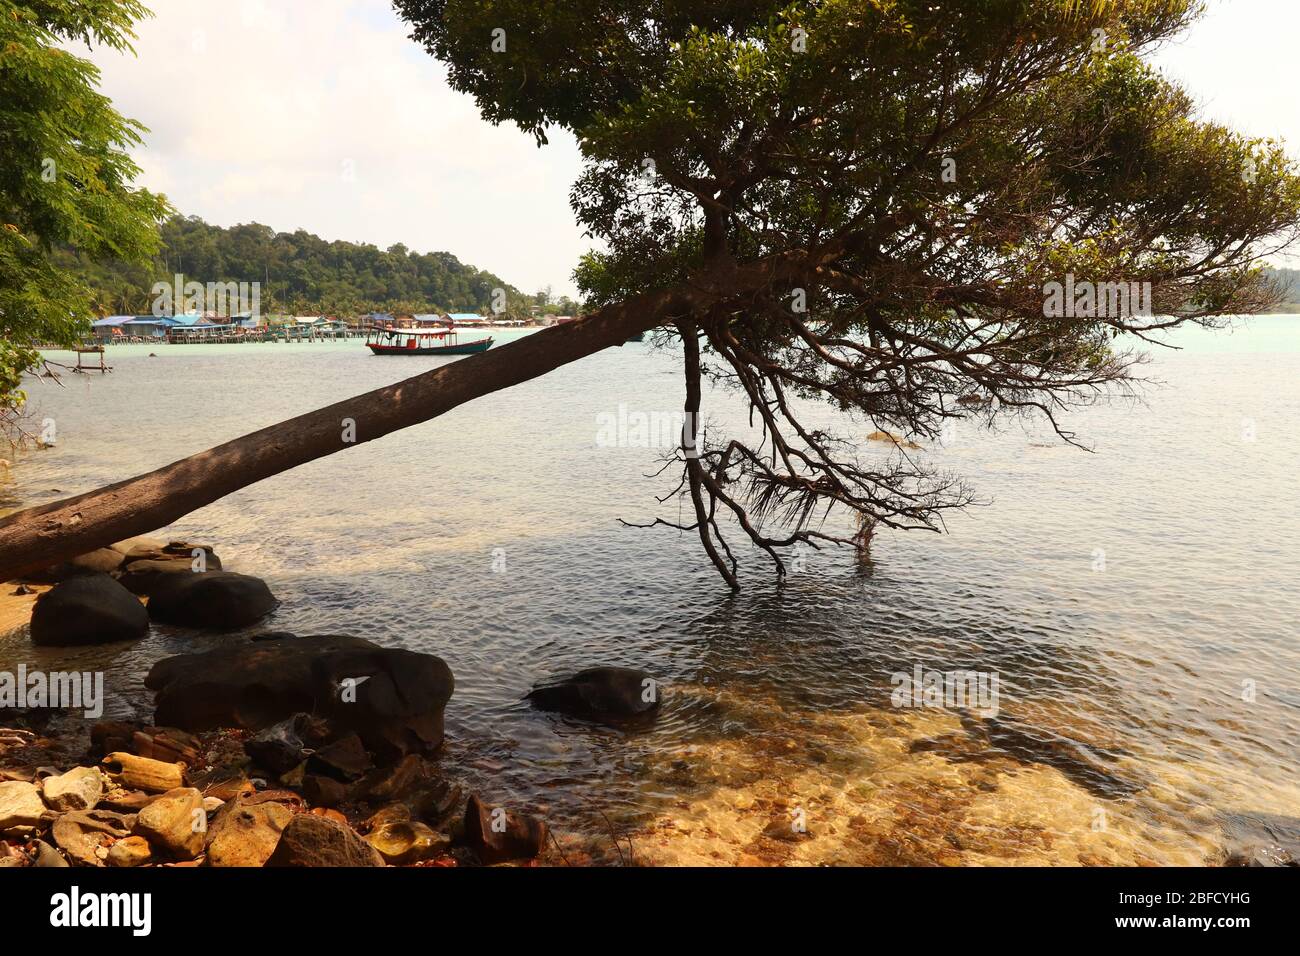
top-left (0, 0), bottom-right (170, 415)
top-left (397, 0), bottom-right (1300, 586)
top-left (2, 1), bottom-right (1298, 589)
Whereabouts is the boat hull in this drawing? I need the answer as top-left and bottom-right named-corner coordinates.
top-left (366, 337), bottom-right (494, 356)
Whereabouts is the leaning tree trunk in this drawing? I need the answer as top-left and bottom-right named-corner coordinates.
top-left (0, 253), bottom-right (816, 582)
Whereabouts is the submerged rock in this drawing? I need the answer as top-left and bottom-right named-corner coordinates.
top-left (527, 666), bottom-right (662, 725)
top-left (266, 813), bottom-right (384, 867)
top-left (1224, 843), bottom-right (1297, 867)
top-left (146, 571), bottom-right (278, 631)
top-left (866, 430), bottom-right (922, 449)
top-left (29, 573), bottom-right (149, 647)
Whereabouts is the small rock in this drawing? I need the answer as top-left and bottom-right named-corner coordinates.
top-left (280, 762), bottom-right (307, 789)
top-left (366, 819), bottom-right (449, 865)
top-left (363, 803), bottom-right (412, 830)
top-left (132, 787), bottom-right (205, 860)
top-left (762, 816), bottom-right (812, 842)
top-left (204, 798), bottom-right (293, 868)
top-left (90, 720), bottom-right (140, 759)
top-left (310, 807), bottom-right (348, 825)
top-left (106, 835), bottom-right (153, 867)
top-left (408, 779), bottom-right (462, 827)
top-left (33, 840), bottom-right (68, 867)
top-left (0, 780), bottom-right (47, 832)
top-left (353, 753), bottom-right (425, 803)
top-left (1225, 844), bottom-right (1297, 867)
top-left (302, 775), bottom-right (348, 808)
top-left (266, 813), bottom-right (384, 867)
top-left (102, 752), bottom-right (184, 793)
top-left (310, 732), bottom-right (372, 780)
top-left (131, 726), bottom-right (201, 765)
top-left (108, 536), bottom-right (168, 556)
top-left (98, 789), bottom-right (156, 813)
top-left (0, 840), bottom-right (25, 867)
top-left (41, 766), bottom-right (104, 812)
top-left (52, 809), bottom-right (135, 866)
top-left (463, 794), bottom-right (547, 864)
top-left (244, 715), bottom-right (315, 774)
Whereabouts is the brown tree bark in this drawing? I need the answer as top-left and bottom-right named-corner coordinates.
top-left (0, 253), bottom-right (818, 583)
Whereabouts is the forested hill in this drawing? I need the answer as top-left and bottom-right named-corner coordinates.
top-left (1271, 267), bottom-right (1300, 311)
top-left (52, 215), bottom-right (530, 316)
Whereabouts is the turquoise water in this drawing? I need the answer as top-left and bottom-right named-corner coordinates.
top-left (2, 316), bottom-right (1298, 865)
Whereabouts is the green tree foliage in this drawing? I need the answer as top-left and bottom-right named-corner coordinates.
top-left (397, 0), bottom-right (1300, 585)
top-left (52, 215), bottom-right (531, 317)
top-left (0, 0), bottom-right (170, 413)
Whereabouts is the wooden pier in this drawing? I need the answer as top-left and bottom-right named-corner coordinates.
top-left (72, 346), bottom-right (111, 373)
top-left (166, 324), bottom-right (358, 344)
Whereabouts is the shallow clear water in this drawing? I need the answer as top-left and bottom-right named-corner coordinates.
top-left (3, 317), bottom-right (1298, 865)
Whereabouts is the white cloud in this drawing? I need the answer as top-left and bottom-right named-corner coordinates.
top-left (86, 0), bottom-right (587, 297)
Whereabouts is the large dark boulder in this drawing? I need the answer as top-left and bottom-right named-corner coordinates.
top-left (145, 635), bottom-right (454, 758)
top-left (266, 812), bottom-right (384, 867)
top-left (29, 574), bottom-right (149, 647)
top-left (146, 634), bottom-right (373, 729)
top-left (526, 666), bottom-right (662, 725)
top-left (310, 646), bottom-right (456, 760)
top-left (146, 571), bottom-right (277, 630)
top-left (117, 555), bottom-right (221, 596)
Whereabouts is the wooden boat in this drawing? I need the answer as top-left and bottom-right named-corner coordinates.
top-left (365, 327), bottom-right (494, 356)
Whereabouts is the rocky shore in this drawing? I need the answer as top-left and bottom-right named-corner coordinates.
top-left (1, 537), bottom-right (661, 868)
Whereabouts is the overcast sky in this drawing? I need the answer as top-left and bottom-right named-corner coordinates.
top-left (85, 0), bottom-right (1300, 298)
